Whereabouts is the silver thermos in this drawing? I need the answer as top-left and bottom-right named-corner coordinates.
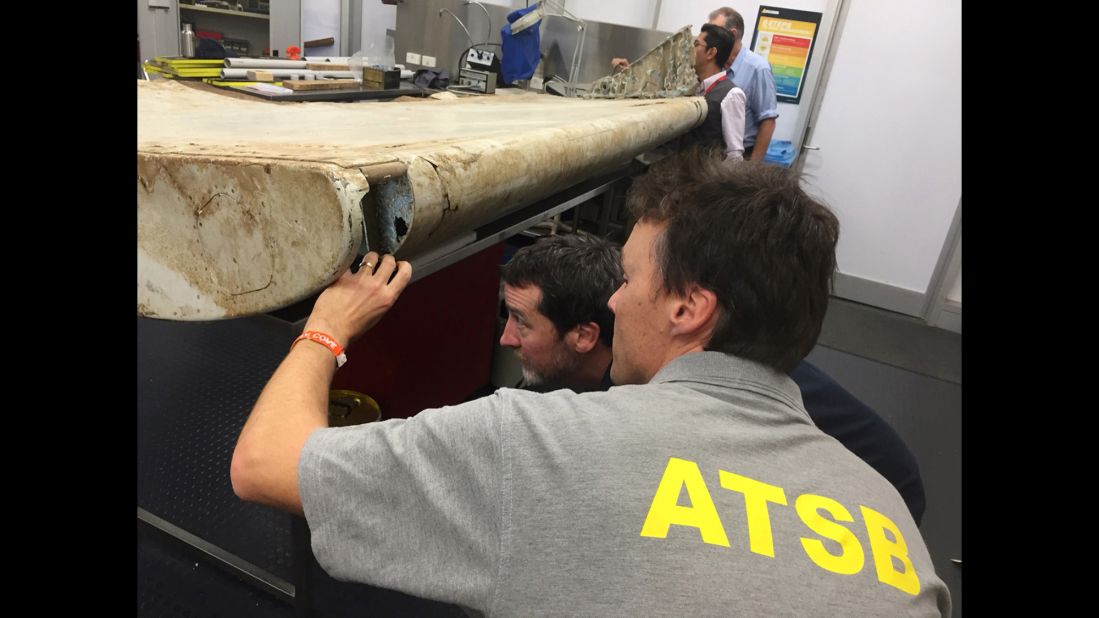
top-left (180, 23), bottom-right (196, 58)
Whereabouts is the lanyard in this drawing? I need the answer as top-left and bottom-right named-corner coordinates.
top-left (703, 74), bottom-right (727, 95)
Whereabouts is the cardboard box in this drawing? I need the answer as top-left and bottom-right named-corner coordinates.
top-left (362, 67), bottom-right (401, 90)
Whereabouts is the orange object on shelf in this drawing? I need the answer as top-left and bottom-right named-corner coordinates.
top-left (285, 45), bottom-right (301, 60)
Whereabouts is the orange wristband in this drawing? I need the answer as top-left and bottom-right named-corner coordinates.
top-left (292, 331), bottom-right (348, 368)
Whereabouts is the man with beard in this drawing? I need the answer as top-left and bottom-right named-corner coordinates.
top-left (498, 233), bottom-right (620, 393)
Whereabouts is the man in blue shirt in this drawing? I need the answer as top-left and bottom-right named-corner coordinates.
top-left (708, 7), bottom-right (780, 161)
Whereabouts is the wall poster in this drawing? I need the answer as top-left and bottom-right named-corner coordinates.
top-left (750, 6), bottom-right (823, 104)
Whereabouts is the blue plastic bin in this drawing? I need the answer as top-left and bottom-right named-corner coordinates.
top-left (764, 140), bottom-right (796, 167)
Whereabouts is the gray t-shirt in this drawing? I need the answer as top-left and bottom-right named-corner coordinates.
top-left (300, 351), bottom-right (950, 616)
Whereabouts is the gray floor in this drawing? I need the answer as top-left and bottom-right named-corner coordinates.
top-left (807, 297), bottom-right (962, 616)
top-left (817, 297), bottom-right (962, 385)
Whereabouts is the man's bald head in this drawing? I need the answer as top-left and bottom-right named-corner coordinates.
top-left (708, 6), bottom-right (745, 43)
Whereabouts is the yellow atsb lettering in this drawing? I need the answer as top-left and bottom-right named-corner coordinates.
top-left (796, 494), bottom-right (864, 575)
top-left (640, 461), bottom-right (924, 596)
top-left (860, 505), bottom-right (920, 595)
top-left (719, 471), bottom-right (787, 557)
top-left (640, 458), bottom-right (730, 547)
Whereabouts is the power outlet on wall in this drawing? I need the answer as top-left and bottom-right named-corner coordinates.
top-left (406, 51), bottom-right (421, 64)
top-left (422, 55), bottom-right (436, 68)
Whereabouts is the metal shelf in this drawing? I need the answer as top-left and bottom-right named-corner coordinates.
top-left (405, 163), bottom-right (637, 283)
top-left (180, 4), bottom-right (269, 20)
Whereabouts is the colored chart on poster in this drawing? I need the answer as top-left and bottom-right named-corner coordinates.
top-left (750, 6), bottom-right (823, 104)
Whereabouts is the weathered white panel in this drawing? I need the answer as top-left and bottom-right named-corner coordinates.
top-left (138, 81), bottom-right (705, 319)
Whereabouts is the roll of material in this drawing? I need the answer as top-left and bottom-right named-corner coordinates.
top-left (303, 56), bottom-right (352, 64)
top-left (224, 58), bottom-right (308, 69)
top-left (221, 68), bottom-right (356, 79)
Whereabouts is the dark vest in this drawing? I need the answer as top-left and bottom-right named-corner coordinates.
top-left (682, 75), bottom-right (734, 151)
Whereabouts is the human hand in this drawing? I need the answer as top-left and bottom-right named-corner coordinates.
top-left (303, 252), bottom-right (412, 349)
top-left (611, 57), bottom-right (630, 71)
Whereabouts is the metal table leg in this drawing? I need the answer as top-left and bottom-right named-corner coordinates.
top-left (138, 507), bottom-right (296, 604)
top-left (292, 515), bottom-right (315, 617)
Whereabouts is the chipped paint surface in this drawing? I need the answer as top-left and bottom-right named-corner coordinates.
top-left (138, 80), bottom-right (704, 319)
top-left (137, 153), bottom-right (367, 319)
top-left (587, 27), bottom-right (699, 99)
top-left (374, 174), bottom-right (416, 252)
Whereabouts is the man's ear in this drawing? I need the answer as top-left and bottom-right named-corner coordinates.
top-left (567, 322), bottom-right (601, 354)
top-left (669, 284), bottom-right (719, 339)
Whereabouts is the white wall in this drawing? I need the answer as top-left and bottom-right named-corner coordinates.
top-left (298, 0), bottom-right (396, 59)
top-left (562, 0), bottom-right (660, 29)
top-left (478, 0), bottom-right (659, 29)
top-left (303, 0), bottom-right (341, 57)
top-left (361, 0), bottom-right (397, 61)
top-left (798, 0), bottom-right (961, 301)
top-left (947, 265), bottom-right (960, 304)
top-left (271, 0), bottom-right (302, 55)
